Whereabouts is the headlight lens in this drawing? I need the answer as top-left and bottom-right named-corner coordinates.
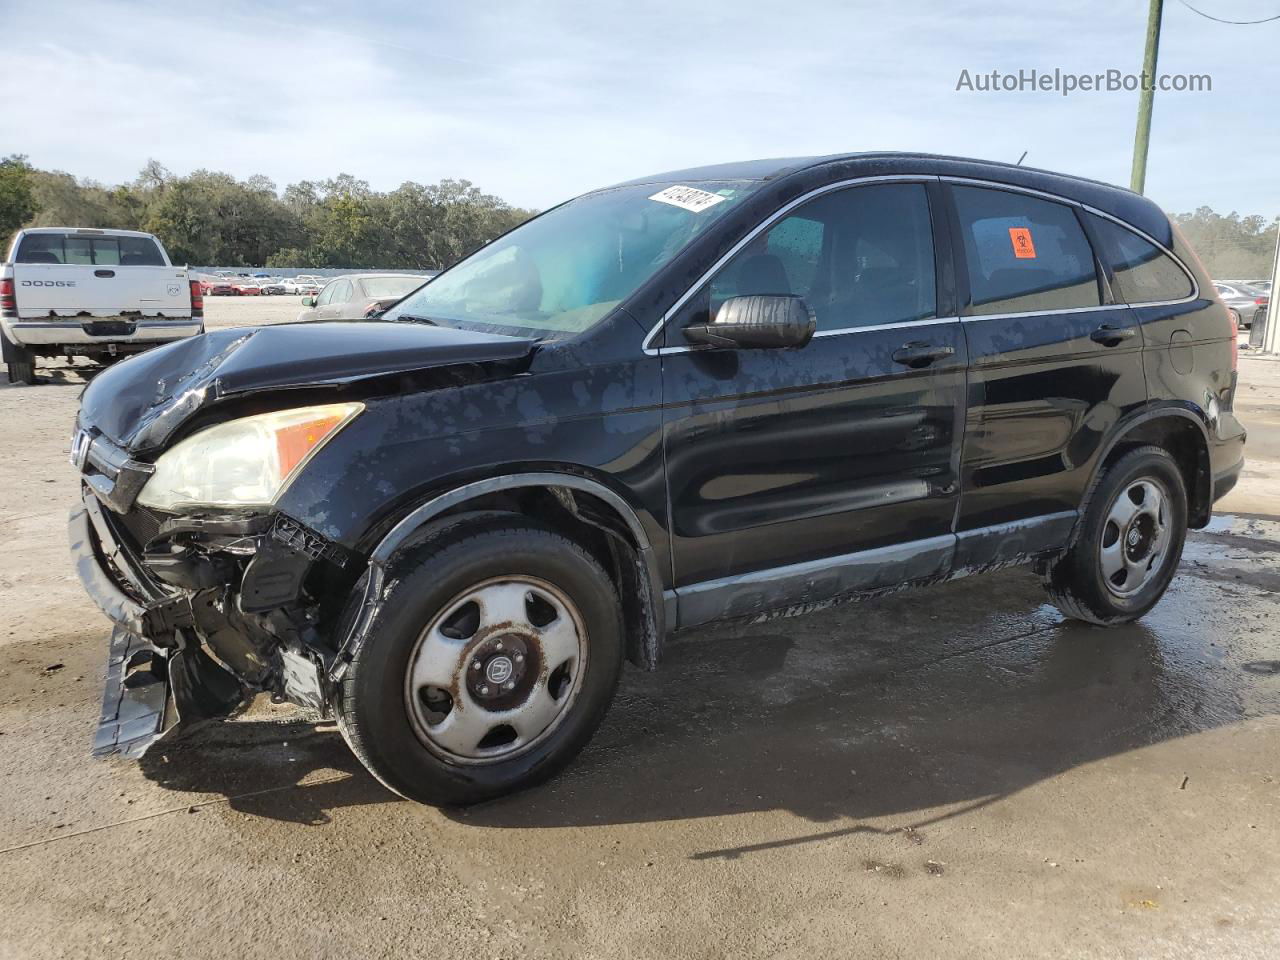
top-left (137, 403), bottom-right (363, 510)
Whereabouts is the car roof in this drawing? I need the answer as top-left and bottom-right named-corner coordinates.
top-left (605, 151), bottom-right (1168, 248)
top-left (17, 227), bottom-right (161, 239)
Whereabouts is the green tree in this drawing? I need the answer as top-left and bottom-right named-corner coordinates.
top-left (1173, 207), bottom-right (1278, 281)
top-left (0, 155), bottom-right (37, 244)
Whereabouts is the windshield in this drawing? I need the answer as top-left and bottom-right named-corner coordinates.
top-left (383, 180), bottom-right (756, 336)
top-left (363, 276), bottom-right (426, 298)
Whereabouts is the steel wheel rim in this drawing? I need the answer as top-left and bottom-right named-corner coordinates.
top-left (1099, 476), bottom-right (1171, 599)
top-left (404, 575), bottom-right (588, 765)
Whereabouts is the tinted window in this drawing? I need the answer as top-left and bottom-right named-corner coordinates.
top-left (15, 234), bottom-right (65, 263)
top-left (316, 282), bottom-right (337, 306)
top-left (1089, 215), bottom-right (1193, 303)
top-left (117, 236), bottom-right (166, 266)
top-left (953, 186), bottom-right (1100, 315)
top-left (707, 183), bottom-right (937, 332)
top-left (15, 233), bottom-right (164, 266)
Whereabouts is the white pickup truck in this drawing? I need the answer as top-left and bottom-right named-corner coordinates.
top-left (1, 227), bottom-right (203, 384)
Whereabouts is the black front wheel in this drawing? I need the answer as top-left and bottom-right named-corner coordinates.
top-left (335, 516), bottom-right (624, 805)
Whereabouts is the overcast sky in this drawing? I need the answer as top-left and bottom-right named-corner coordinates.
top-left (3, 0), bottom-right (1277, 218)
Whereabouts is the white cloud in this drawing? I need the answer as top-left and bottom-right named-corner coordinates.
top-left (1, 0), bottom-right (1275, 217)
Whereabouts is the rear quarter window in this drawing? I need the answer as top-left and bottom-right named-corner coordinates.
top-left (952, 186), bottom-right (1101, 316)
top-left (1087, 214), bottom-right (1194, 304)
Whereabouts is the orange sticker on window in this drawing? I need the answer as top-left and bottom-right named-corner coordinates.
top-left (1009, 227), bottom-right (1037, 259)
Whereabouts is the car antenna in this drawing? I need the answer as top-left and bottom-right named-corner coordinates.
top-left (1016, 151), bottom-right (1028, 166)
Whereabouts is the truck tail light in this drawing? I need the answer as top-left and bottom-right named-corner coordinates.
top-left (0, 278), bottom-right (15, 318)
top-left (1256, 297), bottom-right (1268, 306)
top-left (189, 279), bottom-right (204, 319)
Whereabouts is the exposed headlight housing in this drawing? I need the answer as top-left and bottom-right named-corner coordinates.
top-left (137, 403), bottom-right (363, 510)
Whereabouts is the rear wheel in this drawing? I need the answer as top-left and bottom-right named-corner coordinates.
top-left (336, 516), bottom-right (624, 805)
top-left (4, 343), bottom-right (36, 385)
top-left (1042, 446), bottom-right (1187, 625)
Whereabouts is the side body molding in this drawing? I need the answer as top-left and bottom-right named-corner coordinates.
top-left (331, 473), bottom-right (667, 679)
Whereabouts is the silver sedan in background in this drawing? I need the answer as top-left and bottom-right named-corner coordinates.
top-left (1214, 282), bottom-right (1269, 328)
top-left (297, 273), bottom-right (434, 322)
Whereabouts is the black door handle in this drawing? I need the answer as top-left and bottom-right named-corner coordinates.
top-left (892, 342), bottom-right (955, 368)
top-left (94, 269), bottom-right (115, 278)
top-left (1090, 324), bottom-right (1136, 345)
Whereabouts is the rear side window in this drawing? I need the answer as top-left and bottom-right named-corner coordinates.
top-left (15, 233), bottom-right (165, 266)
top-left (708, 182), bottom-right (937, 331)
top-left (952, 186), bottom-right (1101, 316)
top-left (1087, 215), bottom-right (1193, 304)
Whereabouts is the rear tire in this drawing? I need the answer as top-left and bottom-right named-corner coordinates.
top-left (336, 516), bottom-right (624, 805)
top-left (5, 344), bottom-right (36, 385)
top-left (1042, 446), bottom-right (1187, 625)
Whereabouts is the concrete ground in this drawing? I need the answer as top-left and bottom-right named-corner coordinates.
top-left (0, 298), bottom-right (1277, 959)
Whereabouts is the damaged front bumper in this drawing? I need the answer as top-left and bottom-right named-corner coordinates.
top-left (70, 489), bottom-right (338, 758)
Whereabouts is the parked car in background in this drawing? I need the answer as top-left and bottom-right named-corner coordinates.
top-left (1214, 282), bottom-right (1269, 328)
top-left (1, 227), bottom-right (201, 384)
top-left (200, 277), bottom-right (236, 296)
top-left (259, 279), bottom-right (287, 295)
top-left (70, 154), bottom-right (1244, 804)
top-left (280, 277), bottom-right (314, 295)
top-left (231, 279), bottom-right (262, 296)
top-left (1250, 280), bottom-right (1271, 293)
top-left (297, 273), bottom-right (431, 321)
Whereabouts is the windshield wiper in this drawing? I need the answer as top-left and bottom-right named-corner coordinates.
top-left (387, 313), bottom-right (439, 326)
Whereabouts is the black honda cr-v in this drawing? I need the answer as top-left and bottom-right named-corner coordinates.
top-left (70, 153), bottom-right (1245, 804)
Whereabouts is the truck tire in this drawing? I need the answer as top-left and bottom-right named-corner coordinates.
top-left (1042, 446), bottom-right (1187, 625)
top-left (336, 516), bottom-right (624, 805)
top-left (4, 343), bottom-right (36, 385)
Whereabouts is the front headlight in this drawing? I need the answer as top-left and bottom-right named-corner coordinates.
top-left (137, 403), bottom-right (363, 510)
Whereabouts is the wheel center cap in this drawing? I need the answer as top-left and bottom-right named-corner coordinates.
top-left (485, 655), bottom-right (514, 685)
top-left (1127, 527), bottom-right (1141, 547)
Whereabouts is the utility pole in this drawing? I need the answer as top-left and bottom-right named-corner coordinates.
top-left (1130, 0), bottom-right (1164, 194)
top-left (1264, 224), bottom-right (1280, 353)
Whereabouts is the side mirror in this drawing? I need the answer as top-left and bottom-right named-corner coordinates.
top-left (684, 295), bottom-right (816, 349)
top-left (301, 295), bottom-right (317, 307)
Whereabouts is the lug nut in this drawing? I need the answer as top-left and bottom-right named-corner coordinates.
top-left (515, 654), bottom-right (524, 663)
top-left (480, 686), bottom-right (490, 696)
top-left (472, 661), bottom-right (482, 670)
top-left (505, 681), bottom-right (515, 690)
top-left (496, 641), bottom-right (504, 650)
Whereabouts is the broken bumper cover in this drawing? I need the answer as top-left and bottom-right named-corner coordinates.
top-left (94, 626), bottom-right (171, 758)
top-left (71, 495), bottom-right (248, 757)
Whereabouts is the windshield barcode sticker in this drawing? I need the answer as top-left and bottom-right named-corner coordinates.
top-left (649, 185), bottom-right (727, 213)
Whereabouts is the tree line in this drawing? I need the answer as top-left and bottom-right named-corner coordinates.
top-left (0, 154), bottom-right (1276, 281)
top-left (0, 155), bottom-right (536, 270)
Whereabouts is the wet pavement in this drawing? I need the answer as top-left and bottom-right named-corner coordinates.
top-left (0, 313), bottom-right (1276, 958)
top-left (0, 517), bottom-right (1276, 959)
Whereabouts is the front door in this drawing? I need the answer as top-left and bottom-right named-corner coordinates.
top-left (658, 180), bottom-right (967, 626)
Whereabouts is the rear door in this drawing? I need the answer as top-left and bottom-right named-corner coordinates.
top-left (660, 180), bottom-right (967, 623)
top-left (946, 182), bottom-right (1147, 565)
top-left (13, 233), bottom-right (189, 318)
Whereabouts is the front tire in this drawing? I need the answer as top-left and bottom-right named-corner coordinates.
top-left (1042, 446), bottom-right (1188, 625)
top-left (336, 516), bottom-right (624, 805)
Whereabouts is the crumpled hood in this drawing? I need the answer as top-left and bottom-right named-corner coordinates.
top-left (78, 321), bottom-right (535, 452)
